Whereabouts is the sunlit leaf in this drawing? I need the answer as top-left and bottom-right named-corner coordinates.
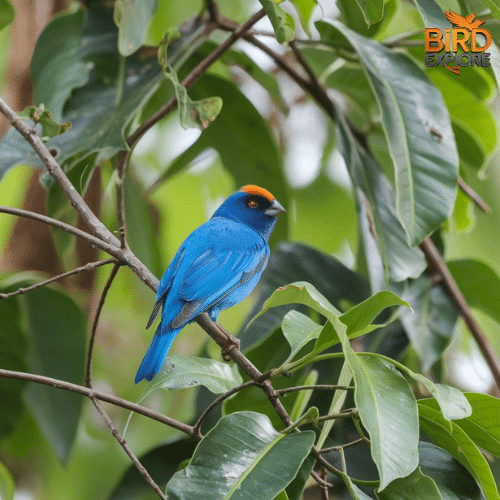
top-left (0, 461), bottom-right (15, 500)
top-left (349, 356), bottom-right (419, 490)
top-left (138, 355), bottom-right (243, 402)
top-left (0, 0), bottom-right (14, 31)
top-left (114, 0), bottom-right (157, 56)
top-left (290, 0), bottom-right (317, 36)
top-left (166, 412), bottom-right (315, 499)
top-left (259, 0), bottom-right (295, 43)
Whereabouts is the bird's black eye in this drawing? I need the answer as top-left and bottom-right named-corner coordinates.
top-left (247, 199), bottom-right (258, 209)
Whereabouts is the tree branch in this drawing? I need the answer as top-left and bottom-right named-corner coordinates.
top-left (91, 397), bottom-right (166, 500)
top-left (420, 237), bottom-right (500, 388)
top-left (85, 263), bottom-right (122, 388)
top-left (458, 177), bottom-right (492, 213)
top-left (0, 258), bottom-right (117, 299)
top-left (0, 368), bottom-right (198, 437)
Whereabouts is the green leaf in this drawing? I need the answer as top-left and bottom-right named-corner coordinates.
top-left (0, 0), bottom-right (14, 31)
top-left (281, 311), bottom-right (323, 363)
top-left (166, 412), bottom-right (315, 500)
top-left (273, 490), bottom-right (290, 500)
top-left (109, 438), bottom-right (197, 500)
top-left (290, 0), bottom-right (317, 36)
top-left (400, 275), bottom-right (458, 371)
top-left (30, 6), bottom-right (91, 121)
top-left (418, 404), bottom-right (500, 500)
top-left (353, 0), bottom-right (384, 26)
top-left (259, 0), bottom-right (295, 43)
top-left (420, 393), bottom-right (500, 458)
top-left (447, 259), bottom-right (500, 326)
top-left (17, 104), bottom-right (71, 140)
top-left (376, 467), bottom-right (443, 500)
top-left (114, 0), bottom-right (157, 56)
top-left (285, 454), bottom-right (315, 500)
top-left (158, 30), bottom-right (222, 129)
top-left (419, 442), bottom-right (484, 500)
top-left (320, 19), bottom-right (459, 245)
top-left (335, 114), bottom-right (427, 284)
top-left (23, 287), bottom-right (86, 464)
top-left (313, 291), bottom-right (409, 355)
top-left (138, 356), bottom-right (243, 401)
top-left (349, 356), bottom-right (419, 490)
top-left (240, 243), bottom-right (369, 348)
top-left (168, 73), bottom-right (288, 245)
top-left (0, 277), bottom-right (29, 440)
top-left (453, 186), bottom-right (475, 233)
top-left (0, 461), bottom-right (15, 500)
top-left (0, 5), bottom-right (209, 182)
top-left (249, 281), bottom-right (342, 328)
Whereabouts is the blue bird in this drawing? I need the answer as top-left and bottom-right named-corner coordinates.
top-left (135, 185), bottom-right (286, 383)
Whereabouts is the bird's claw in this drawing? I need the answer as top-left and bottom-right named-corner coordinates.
top-left (221, 336), bottom-right (240, 361)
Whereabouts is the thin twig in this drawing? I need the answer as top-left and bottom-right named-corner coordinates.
top-left (320, 466), bottom-right (329, 500)
top-left (276, 384), bottom-right (354, 395)
top-left (91, 397), bottom-right (166, 500)
top-left (0, 368), bottom-right (198, 437)
top-left (0, 258), bottom-right (117, 299)
top-left (316, 410), bottom-right (358, 424)
top-left (319, 437), bottom-right (369, 454)
top-left (193, 380), bottom-right (256, 436)
top-left (458, 177), bottom-right (492, 213)
top-left (420, 237), bottom-right (500, 389)
top-left (85, 263), bottom-right (121, 388)
top-left (116, 150), bottom-right (129, 249)
top-left (0, 206), bottom-right (120, 257)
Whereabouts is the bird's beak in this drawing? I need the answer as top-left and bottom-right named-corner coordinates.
top-left (265, 199), bottom-right (286, 217)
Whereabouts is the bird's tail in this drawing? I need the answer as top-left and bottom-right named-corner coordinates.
top-left (135, 323), bottom-right (179, 383)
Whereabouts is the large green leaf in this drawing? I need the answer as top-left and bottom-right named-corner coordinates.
top-left (400, 274), bottom-right (458, 371)
top-left (319, 19), bottom-right (459, 245)
top-left (349, 356), bottom-right (419, 490)
top-left (138, 355), bottom-right (243, 402)
top-left (240, 242), bottom-right (370, 349)
top-left (0, 278), bottom-right (28, 440)
top-left (335, 115), bottom-right (427, 284)
top-left (114, 0), bottom-right (157, 56)
top-left (376, 467), bottom-right (443, 500)
top-left (420, 393), bottom-right (500, 458)
top-left (281, 310), bottom-right (323, 363)
top-left (447, 259), bottom-right (500, 326)
top-left (418, 404), bottom-right (500, 500)
top-left (290, 0), bottom-right (317, 36)
top-left (353, 0), bottom-right (384, 26)
top-left (166, 412), bottom-right (315, 499)
top-left (0, 5), bottom-right (208, 182)
top-left (166, 73), bottom-right (288, 244)
top-left (23, 287), bottom-right (86, 464)
top-left (0, 0), bottom-right (14, 31)
top-left (419, 442), bottom-right (484, 500)
top-left (0, 461), bottom-right (15, 500)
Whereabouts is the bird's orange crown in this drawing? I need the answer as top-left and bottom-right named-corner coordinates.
top-left (240, 185), bottom-right (275, 202)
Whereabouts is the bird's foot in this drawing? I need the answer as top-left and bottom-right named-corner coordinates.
top-left (218, 325), bottom-right (241, 361)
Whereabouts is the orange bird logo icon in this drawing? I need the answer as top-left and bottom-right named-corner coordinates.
top-left (444, 10), bottom-right (485, 30)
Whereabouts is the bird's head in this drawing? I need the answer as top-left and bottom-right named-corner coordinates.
top-left (212, 185), bottom-right (286, 240)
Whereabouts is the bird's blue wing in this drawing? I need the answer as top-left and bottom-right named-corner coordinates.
top-left (146, 247), bottom-right (186, 329)
top-left (171, 239), bottom-right (268, 327)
